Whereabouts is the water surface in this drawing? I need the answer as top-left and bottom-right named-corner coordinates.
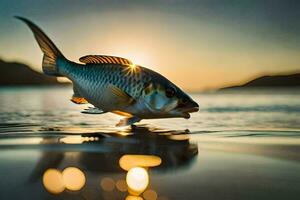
top-left (0, 87), bottom-right (299, 200)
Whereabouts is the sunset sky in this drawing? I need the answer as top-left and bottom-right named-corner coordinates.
top-left (0, 0), bottom-right (299, 91)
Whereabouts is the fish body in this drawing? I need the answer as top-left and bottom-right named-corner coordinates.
top-left (16, 16), bottom-right (199, 126)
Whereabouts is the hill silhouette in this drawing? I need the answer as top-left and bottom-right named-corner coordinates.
top-left (0, 59), bottom-right (67, 86)
top-left (221, 72), bottom-right (300, 90)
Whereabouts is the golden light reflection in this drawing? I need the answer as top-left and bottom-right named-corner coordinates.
top-left (118, 131), bottom-right (132, 136)
top-left (143, 189), bottom-right (158, 200)
top-left (105, 126), bottom-right (133, 136)
top-left (167, 134), bottom-right (190, 141)
top-left (100, 177), bottom-right (115, 191)
top-left (60, 136), bottom-right (99, 144)
top-left (119, 155), bottom-right (162, 171)
top-left (126, 167), bottom-right (149, 195)
top-left (42, 169), bottom-right (65, 194)
top-left (62, 167), bottom-right (86, 191)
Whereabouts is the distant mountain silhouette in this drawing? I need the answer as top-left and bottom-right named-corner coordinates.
top-left (221, 72), bottom-right (300, 90)
top-left (0, 59), bottom-right (67, 86)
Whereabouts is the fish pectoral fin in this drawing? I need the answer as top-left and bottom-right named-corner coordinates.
top-left (116, 116), bottom-right (141, 127)
top-left (71, 85), bottom-right (89, 104)
top-left (112, 110), bottom-right (133, 117)
top-left (79, 55), bottom-right (133, 65)
top-left (81, 107), bottom-right (106, 114)
top-left (104, 84), bottom-right (135, 107)
top-left (71, 97), bottom-right (88, 104)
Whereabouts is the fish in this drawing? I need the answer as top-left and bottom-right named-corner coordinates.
top-left (16, 16), bottom-right (199, 126)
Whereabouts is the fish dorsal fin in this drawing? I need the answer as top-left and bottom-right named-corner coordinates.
top-left (79, 55), bottom-right (133, 65)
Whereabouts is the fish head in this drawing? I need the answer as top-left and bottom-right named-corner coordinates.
top-left (142, 74), bottom-right (199, 119)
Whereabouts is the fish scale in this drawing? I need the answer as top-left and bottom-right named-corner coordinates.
top-left (65, 63), bottom-right (149, 101)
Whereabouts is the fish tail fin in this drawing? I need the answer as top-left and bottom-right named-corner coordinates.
top-left (15, 16), bottom-right (66, 76)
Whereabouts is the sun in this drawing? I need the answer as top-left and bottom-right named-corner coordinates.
top-left (123, 64), bottom-right (141, 76)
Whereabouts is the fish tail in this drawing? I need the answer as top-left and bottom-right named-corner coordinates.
top-left (15, 16), bottom-right (67, 77)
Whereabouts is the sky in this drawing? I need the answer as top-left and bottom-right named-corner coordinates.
top-left (0, 0), bottom-right (299, 91)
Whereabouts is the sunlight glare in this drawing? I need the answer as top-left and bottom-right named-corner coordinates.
top-left (123, 64), bottom-right (141, 76)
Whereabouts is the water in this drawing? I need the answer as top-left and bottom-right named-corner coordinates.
top-left (0, 86), bottom-right (300, 200)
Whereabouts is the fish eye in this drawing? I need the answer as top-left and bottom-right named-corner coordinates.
top-left (165, 87), bottom-right (175, 98)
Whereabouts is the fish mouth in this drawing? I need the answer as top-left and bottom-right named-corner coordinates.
top-left (182, 107), bottom-right (199, 119)
top-left (184, 107), bottom-right (199, 113)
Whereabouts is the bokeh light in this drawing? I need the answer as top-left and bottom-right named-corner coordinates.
top-left (100, 177), bottom-right (115, 191)
top-left (42, 169), bottom-right (65, 194)
top-left (62, 167), bottom-right (86, 191)
top-left (126, 167), bottom-right (149, 195)
top-left (143, 189), bottom-right (158, 200)
top-left (116, 179), bottom-right (128, 192)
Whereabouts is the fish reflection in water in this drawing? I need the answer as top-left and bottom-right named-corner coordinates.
top-left (29, 125), bottom-right (198, 199)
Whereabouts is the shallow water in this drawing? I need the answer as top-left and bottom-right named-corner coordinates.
top-left (0, 86), bottom-right (300, 200)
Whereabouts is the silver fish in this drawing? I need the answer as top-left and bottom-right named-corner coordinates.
top-left (16, 16), bottom-right (199, 126)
